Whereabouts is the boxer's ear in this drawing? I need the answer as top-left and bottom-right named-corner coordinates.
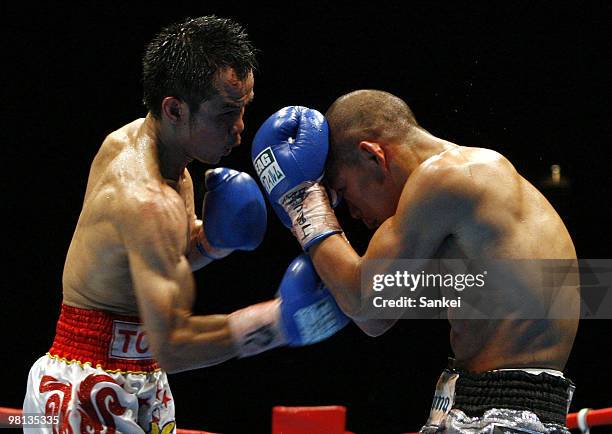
top-left (358, 141), bottom-right (388, 172)
top-left (161, 97), bottom-right (187, 124)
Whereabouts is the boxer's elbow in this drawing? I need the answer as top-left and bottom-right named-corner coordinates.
top-left (154, 320), bottom-right (236, 373)
top-left (155, 345), bottom-right (205, 374)
top-left (335, 294), bottom-right (362, 320)
top-left (328, 260), bottom-right (365, 319)
top-left (151, 336), bottom-right (186, 373)
top-left (354, 319), bottom-right (396, 337)
top-left (146, 325), bottom-right (194, 373)
top-left (154, 353), bottom-right (182, 373)
top-left (342, 294), bottom-right (391, 326)
top-left (338, 286), bottom-right (376, 321)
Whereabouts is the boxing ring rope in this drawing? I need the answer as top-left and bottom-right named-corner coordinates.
top-left (566, 408), bottom-right (612, 432)
top-left (1, 405), bottom-right (611, 432)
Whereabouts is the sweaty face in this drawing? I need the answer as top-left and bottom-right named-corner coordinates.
top-left (330, 163), bottom-right (398, 229)
top-left (187, 68), bottom-right (255, 163)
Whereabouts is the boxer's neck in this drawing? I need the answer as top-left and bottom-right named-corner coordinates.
top-left (391, 128), bottom-right (457, 183)
top-left (144, 113), bottom-right (191, 183)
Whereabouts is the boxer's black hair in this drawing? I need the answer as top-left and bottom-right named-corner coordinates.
top-left (143, 16), bottom-right (257, 118)
top-left (325, 90), bottom-right (418, 183)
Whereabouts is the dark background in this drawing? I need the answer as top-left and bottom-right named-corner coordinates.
top-left (3, 2), bottom-right (611, 433)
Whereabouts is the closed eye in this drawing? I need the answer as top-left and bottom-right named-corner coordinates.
top-left (220, 109), bottom-right (240, 118)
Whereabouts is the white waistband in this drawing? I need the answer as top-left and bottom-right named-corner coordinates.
top-left (494, 368), bottom-right (565, 378)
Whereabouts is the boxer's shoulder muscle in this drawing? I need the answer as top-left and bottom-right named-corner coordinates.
top-left (118, 185), bottom-right (195, 311)
top-left (371, 153), bottom-right (476, 261)
top-left (117, 181), bottom-right (190, 258)
top-left (455, 146), bottom-right (573, 258)
top-left (396, 146), bottom-right (526, 231)
top-left (99, 119), bottom-right (190, 256)
top-left (397, 149), bottom-right (479, 221)
top-left (415, 146), bottom-right (515, 195)
top-left (63, 120), bottom-right (189, 312)
top-left (83, 120), bottom-right (144, 196)
top-left (88, 120), bottom-right (185, 227)
top-left (415, 145), bottom-right (574, 256)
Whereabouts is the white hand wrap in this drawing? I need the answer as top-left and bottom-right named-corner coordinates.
top-left (228, 300), bottom-right (287, 358)
top-left (280, 181), bottom-right (343, 250)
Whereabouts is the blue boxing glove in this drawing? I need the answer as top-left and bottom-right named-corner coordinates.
top-left (278, 254), bottom-right (350, 346)
top-left (252, 106), bottom-right (343, 250)
top-left (227, 254), bottom-right (349, 357)
top-left (197, 167), bottom-right (267, 259)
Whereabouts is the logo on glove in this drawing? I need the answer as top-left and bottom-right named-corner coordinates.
top-left (293, 296), bottom-right (343, 345)
top-left (253, 147), bottom-right (286, 194)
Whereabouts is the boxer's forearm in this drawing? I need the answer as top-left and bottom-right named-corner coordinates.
top-left (157, 314), bottom-right (238, 373)
top-left (310, 234), bottom-right (364, 318)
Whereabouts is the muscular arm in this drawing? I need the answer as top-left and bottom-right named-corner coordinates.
top-left (311, 163), bottom-right (473, 324)
top-left (122, 192), bottom-right (238, 373)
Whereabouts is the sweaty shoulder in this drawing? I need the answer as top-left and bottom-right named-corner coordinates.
top-left (408, 146), bottom-right (517, 200)
top-left (84, 119), bottom-right (148, 199)
top-left (395, 146), bottom-right (524, 249)
top-left (117, 181), bottom-right (189, 260)
top-left (86, 118), bottom-right (187, 244)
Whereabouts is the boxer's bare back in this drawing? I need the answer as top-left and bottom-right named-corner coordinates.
top-left (425, 146), bottom-right (579, 371)
top-left (317, 133), bottom-right (580, 373)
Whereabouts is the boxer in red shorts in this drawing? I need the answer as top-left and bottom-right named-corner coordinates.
top-left (23, 16), bottom-right (348, 434)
